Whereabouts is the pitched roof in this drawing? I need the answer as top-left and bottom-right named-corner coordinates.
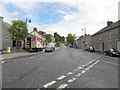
top-left (2, 21), bottom-right (11, 29)
top-left (92, 20), bottom-right (120, 36)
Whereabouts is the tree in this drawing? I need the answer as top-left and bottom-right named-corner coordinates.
top-left (61, 36), bottom-right (65, 43)
top-left (45, 34), bottom-right (52, 43)
top-left (66, 33), bottom-right (75, 45)
top-left (8, 20), bottom-right (28, 49)
top-left (54, 32), bottom-right (65, 43)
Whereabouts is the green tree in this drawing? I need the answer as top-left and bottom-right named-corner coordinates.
top-left (55, 35), bottom-right (60, 42)
top-left (45, 34), bottom-right (52, 43)
top-left (66, 33), bottom-right (75, 45)
top-left (8, 20), bottom-right (28, 49)
top-left (61, 36), bottom-right (65, 43)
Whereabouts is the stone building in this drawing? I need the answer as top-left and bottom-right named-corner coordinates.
top-left (91, 21), bottom-right (120, 52)
top-left (76, 34), bottom-right (92, 50)
top-left (0, 16), bottom-right (12, 51)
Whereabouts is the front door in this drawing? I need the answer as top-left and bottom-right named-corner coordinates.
top-left (102, 42), bottom-right (104, 51)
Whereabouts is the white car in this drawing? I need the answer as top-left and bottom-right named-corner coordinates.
top-left (45, 45), bottom-right (54, 52)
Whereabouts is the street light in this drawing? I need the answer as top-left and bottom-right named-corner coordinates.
top-left (26, 18), bottom-right (31, 25)
top-left (82, 28), bottom-right (86, 51)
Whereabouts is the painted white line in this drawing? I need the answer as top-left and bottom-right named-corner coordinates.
top-left (67, 72), bottom-right (72, 75)
top-left (78, 66), bottom-right (83, 69)
top-left (76, 73), bottom-right (81, 77)
top-left (81, 70), bottom-right (86, 74)
top-left (96, 60), bottom-right (100, 63)
top-left (89, 65), bottom-right (93, 68)
top-left (85, 67), bottom-right (90, 71)
top-left (82, 65), bottom-right (86, 67)
top-left (86, 59), bottom-right (95, 65)
top-left (58, 84), bottom-right (68, 89)
top-left (2, 61), bottom-right (5, 64)
top-left (92, 60), bottom-right (99, 66)
top-left (68, 78), bottom-right (76, 83)
top-left (57, 75), bottom-right (66, 80)
top-left (43, 81), bottom-right (56, 88)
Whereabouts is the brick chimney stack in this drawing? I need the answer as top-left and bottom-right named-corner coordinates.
top-left (107, 21), bottom-right (113, 26)
top-left (33, 27), bottom-right (37, 32)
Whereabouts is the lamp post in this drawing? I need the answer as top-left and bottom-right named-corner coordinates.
top-left (26, 18), bottom-right (31, 25)
top-left (82, 28), bottom-right (86, 51)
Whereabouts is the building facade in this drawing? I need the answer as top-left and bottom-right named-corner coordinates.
top-left (76, 34), bottom-right (92, 50)
top-left (0, 16), bottom-right (12, 50)
top-left (91, 21), bottom-right (120, 52)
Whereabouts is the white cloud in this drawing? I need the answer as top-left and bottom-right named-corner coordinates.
top-left (45, 0), bottom-right (119, 36)
top-left (0, 0), bottom-right (119, 37)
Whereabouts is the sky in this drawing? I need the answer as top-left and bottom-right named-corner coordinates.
top-left (0, 0), bottom-right (119, 37)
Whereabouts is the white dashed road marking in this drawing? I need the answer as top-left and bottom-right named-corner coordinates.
top-left (76, 73), bottom-right (81, 77)
top-left (67, 72), bottom-right (72, 75)
top-left (57, 75), bottom-right (66, 80)
top-left (77, 66), bottom-right (83, 69)
top-left (43, 57), bottom-right (100, 88)
top-left (68, 78), bottom-right (76, 83)
top-left (43, 81), bottom-right (56, 88)
top-left (82, 65), bottom-right (86, 67)
top-left (58, 84), bottom-right (68, 89)
top-left (85, 67), bottom-right (90, 71)
top-left (81, 70), bottom-right (86, 74)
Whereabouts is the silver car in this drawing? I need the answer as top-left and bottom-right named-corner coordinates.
top-left (45, 45), bottom-right (54, 52)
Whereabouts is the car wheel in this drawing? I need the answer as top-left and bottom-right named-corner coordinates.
top-left (104, 52), bottom-right (106, 55)
top-left (110, 53), bottom-right (113, 57)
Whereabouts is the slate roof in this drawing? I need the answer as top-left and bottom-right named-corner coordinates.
top-left (2, 21), bottom-right (11, 29)
top-left (92, 20), bottom-right (120, 36)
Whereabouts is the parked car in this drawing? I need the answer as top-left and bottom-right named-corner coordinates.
top-left (69, 44), bottom-right (73, 48)
top-left (88, 46), bottom-right (95, 52)
top-left (104, 48), bottom-right (120, 57)
top-left (45, 45), bottom-right (54, 52)
top-left (48, 42), bottom-right (55, 50)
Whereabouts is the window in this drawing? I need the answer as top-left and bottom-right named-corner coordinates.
top-left (99, 35), bottom-right (101, 40)
top-left (109, 31), bottom-right (111, 38)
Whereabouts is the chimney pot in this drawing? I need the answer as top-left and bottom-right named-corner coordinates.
top-left (107, 21), bottom-right (113, 26)
top-left (33, 27), bottom-right (37, 32)
top-left (0, 16), bottom-right (4, 21)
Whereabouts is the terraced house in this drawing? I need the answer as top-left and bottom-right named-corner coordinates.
top-left (91, 20), bottom-right (120, 52)
top-left (0, 16), bottom-right (12, 51)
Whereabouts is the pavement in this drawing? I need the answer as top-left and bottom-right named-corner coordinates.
top-left (2, 46), bottom-right (118, 89)
top-left (0, 47), bottom-right (60, 61)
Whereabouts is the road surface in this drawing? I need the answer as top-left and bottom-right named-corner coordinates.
top-left (2, 45), bottom-right (118, 89)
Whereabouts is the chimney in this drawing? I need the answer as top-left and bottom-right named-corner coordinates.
top-left (33, 27), bottom-right (37, 32)
top-left (0, 16), bottom-right (4, 21)
top-left (107, 21), bottom-right (113, 26)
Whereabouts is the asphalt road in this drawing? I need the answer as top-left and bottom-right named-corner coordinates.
top-left (2, 45), bottom-right (118, 89)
